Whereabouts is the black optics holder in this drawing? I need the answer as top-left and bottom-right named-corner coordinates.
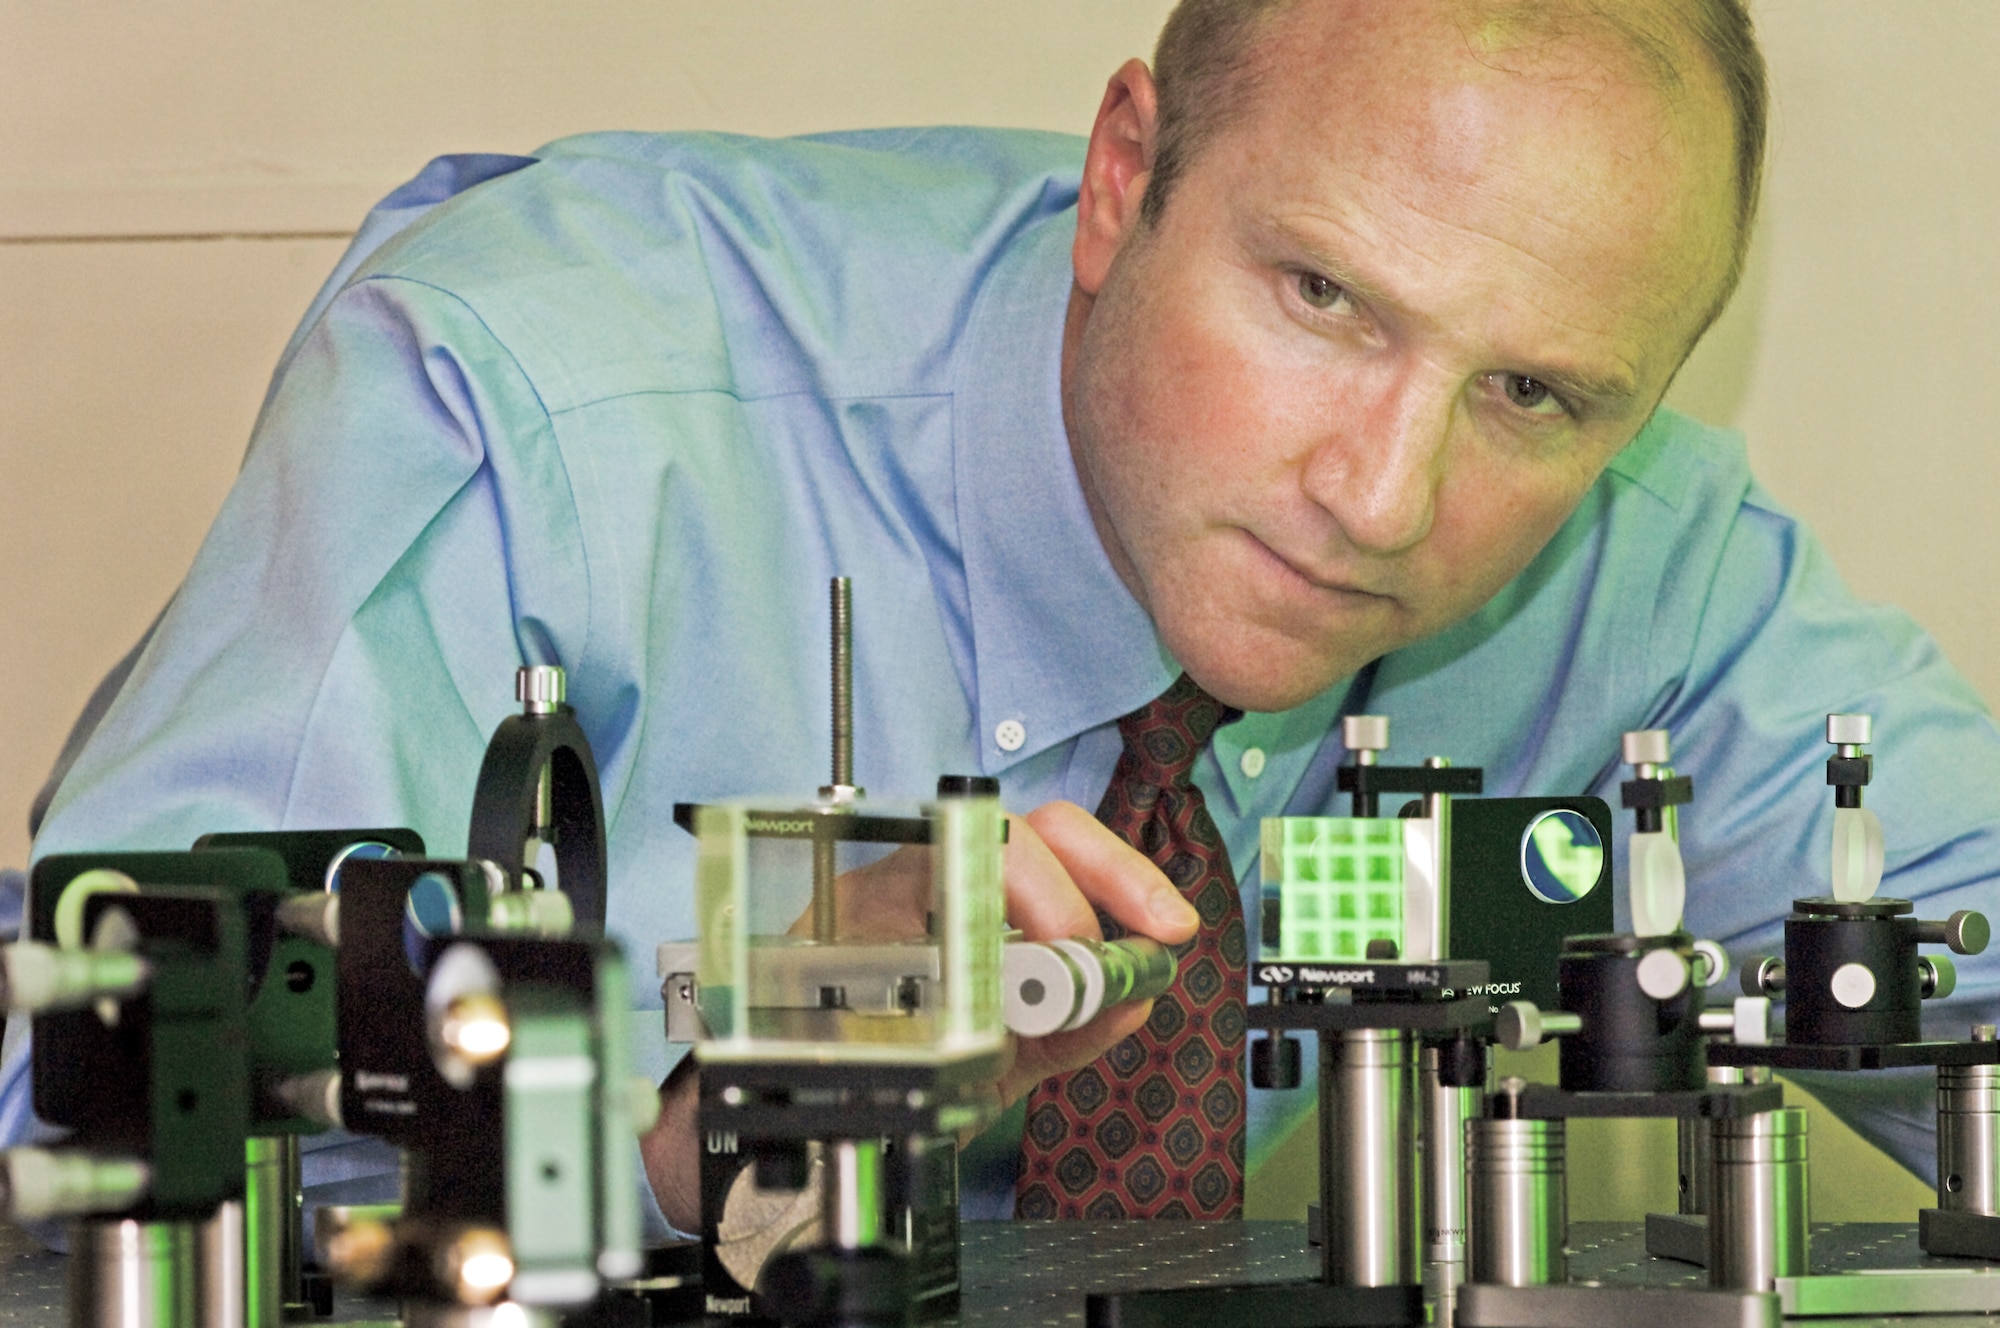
top-left (1618, 774), bottom-right (1693, 835)
top-left (1336, 764), bottom-right (1483, 819)
top-left (1555, 933), bottom-right (1705, 1094)
top-left (468, 701), bottom-right (607, 930)
top-left (28, 858), bottom-right (254, 1222)
top-left (192, 829), bottom-right (424, 1134)
top-left (1827, 753), bottom-right (1873, 810)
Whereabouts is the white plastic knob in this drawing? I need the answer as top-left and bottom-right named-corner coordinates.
top-left (1629, 831), bottom-right (1687, 937)
top-left (1496, 1001), bottom-right (1546, 1052)
top-left (1826, 713), bottom-right (1873, 746)
top-left (1732, 996), bottom-right (1771, 1046)
top-left (1830, 962), bottom-right (1878, 1009)
top-left (1636, 947), bottom-right (1691, 1002)
top-left (1002, 943), bottom-right (1085, 1037)
top-left (1829, 806), bottom-right (1885, 904)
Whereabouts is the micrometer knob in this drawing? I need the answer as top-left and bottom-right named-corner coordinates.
top-left (1914, 910), bottom-right (1990, 957)
top-left (1496, 1001), bottom-right (1582, 1052)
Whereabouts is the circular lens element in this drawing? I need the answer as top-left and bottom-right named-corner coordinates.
top-left (403, 871), bottom-right (465, 974)
top-left (1520, 810), bottom-right (1605, 904)
top-left (324, 840), bottom-right (398, 894)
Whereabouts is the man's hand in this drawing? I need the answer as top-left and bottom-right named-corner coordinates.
top-left (641, 799), bottom-right (1195, 1233)
top-left (991, 801), bottom-right (1196, 1108)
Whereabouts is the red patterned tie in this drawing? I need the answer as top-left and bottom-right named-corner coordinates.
top-left (1014, 673), bottom-right (1247, 1220)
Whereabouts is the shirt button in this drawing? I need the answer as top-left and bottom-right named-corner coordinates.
top-left (995, 719), bottom-right (1027, 752)
top-left (1239, 747), bottom-right (1267, 779)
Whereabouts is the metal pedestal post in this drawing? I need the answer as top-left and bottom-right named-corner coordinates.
top-left (68, 1218), bottom-right (202, 1328)
top-left (201, 1200), bottom-right (247, 1328)
top-left (1646, 1065), bottom-right (1773, 1266)
top-left (1708, 1108), bottom-right (1808, 1292)
top-left (242, 1136), bottom-right (289, 1326)
top-left (1467, 1116), bottom-right (1565, 1288)
top-left (1920, 1042), bottom-right (2000, 1257)
top-left (1321, 1028), bottom-right (1416, 1288)
top-left (1422, 1044), bottom-right (1478, 1320)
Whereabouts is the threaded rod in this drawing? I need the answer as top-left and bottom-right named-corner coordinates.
top-left (830, 577), bottom-right (854, 790)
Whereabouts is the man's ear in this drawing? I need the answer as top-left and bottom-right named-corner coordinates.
top-left (1074, 58), bottom-right (1161, 297)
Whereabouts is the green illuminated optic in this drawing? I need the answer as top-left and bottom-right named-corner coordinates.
top-left (1260, 817), bottom-right (1404, 961)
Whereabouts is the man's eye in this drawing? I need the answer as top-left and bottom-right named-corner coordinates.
top-left (1500, 374), bottom-right (1564, 416)
top-left (1297, 271), bottom-right (1349, 311)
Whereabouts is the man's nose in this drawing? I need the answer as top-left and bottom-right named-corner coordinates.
top-left (1298, 364), bottom-right (1452, 556)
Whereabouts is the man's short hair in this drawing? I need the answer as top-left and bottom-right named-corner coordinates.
top-left (1143, 0), bottom-right (1769, 311)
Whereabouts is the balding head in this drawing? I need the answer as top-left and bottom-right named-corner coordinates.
top-left (1145, 0), bottom-right (1766, 325)
top-left (1059, 0), bottom-right (1764, 710)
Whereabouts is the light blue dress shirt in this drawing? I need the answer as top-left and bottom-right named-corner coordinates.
top-left (15, 128), bottom-right (2000, 1229)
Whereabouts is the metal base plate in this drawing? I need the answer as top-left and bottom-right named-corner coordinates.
top-left (1919, 1208), bottom-right (2000, 1260)
top-left (8, 1220), bottom-right (2000, 1324)
top-left (1085, 1280), bottom-right (1421, 1328)
top-left (1777, 1268), bottom-right (2000, 1317)
top-left (1709, 1040), bottom-right (2000, 1072)
top-left (1517, 1083), bottom-right (1785, 1120)
top-left (1456, 1281), bottom-right (1778, 1328)
top-left (1647, 1210), bottom-right (1710, 1266)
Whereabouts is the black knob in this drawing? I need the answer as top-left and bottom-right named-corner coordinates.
top-left (1251, 1034), bottom-right (1303, 1090)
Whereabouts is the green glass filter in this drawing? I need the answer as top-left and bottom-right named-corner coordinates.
top-left (935, 795), bottom-right (1006, 1052)
top-left (1260, 817), bottom-right (1405, 961)
top-left (693, 804), bottom-right (748, 1048)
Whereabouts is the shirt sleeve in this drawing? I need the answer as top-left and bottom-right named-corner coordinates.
top-left (32, 273), bottom-right (591, 863)
top-left (5, 276), bottom-right (595, 1176)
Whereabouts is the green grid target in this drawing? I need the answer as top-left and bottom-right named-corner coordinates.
top-left (1259, 816), bottom-right (1405, 962)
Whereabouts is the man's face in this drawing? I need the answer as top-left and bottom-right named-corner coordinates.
top-left (1064, 1), bottom-right (1737, 712)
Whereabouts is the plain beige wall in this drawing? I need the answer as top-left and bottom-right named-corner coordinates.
top-left (3, 0), bottom-right (1993, 1219)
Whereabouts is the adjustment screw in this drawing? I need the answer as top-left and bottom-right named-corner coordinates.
top-left (517, 665), bottom-right (566, 715)
top-left (1343, 715), bottom-right (1390, 754)
top-left (1622, 730), bottom-right (1672, 767)
top-left (1948, 911), bottom-right (1991, 957)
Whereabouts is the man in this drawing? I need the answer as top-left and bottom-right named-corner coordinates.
top-left (17, 0), bottom-right (2000, 1236)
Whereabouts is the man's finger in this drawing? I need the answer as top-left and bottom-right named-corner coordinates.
top-left (1024, 801), bottom-right (1198, 945)
top-left (1000, 806), bottom-right (1102, 942)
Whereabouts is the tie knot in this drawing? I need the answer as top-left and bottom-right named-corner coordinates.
top-left (1116, 673), bottom-right (1240, 787)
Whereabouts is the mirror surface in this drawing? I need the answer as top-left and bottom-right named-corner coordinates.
top-left (1520, 809), bottom-right (1605, 904)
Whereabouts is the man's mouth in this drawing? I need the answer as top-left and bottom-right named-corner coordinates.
top-left (1243, 530), bottom-right (1391, 602)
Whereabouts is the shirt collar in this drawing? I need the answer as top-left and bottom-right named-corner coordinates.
top-left (952, 210), bottom-right (1176, 773)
